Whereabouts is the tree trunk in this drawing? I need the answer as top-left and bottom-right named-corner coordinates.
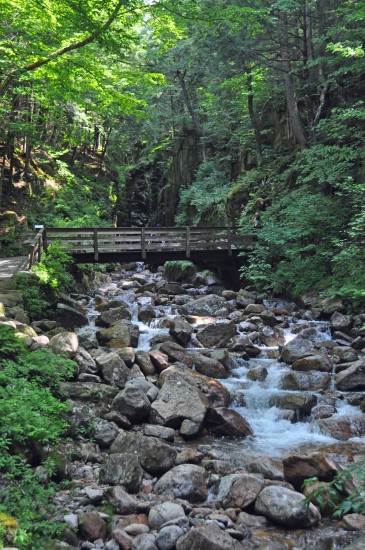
top-left (245, 66), bottom-right (263, 165)
top-left (176, 70), bottom-right (205, 137)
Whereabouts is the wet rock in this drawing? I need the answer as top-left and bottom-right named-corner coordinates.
top-left (138, 304), bottom-right (156, 321)
top-left (49, 332), bottom-right (79, 358)
top-left (217, 473), bottom-right (263, 509)
top-left (341, 514), bottom-right (365, 531)
top-left (228, 336), bottom-right (261, 356)
top-left (118, 347), bottom-right (135, 367)
top-left (280, 337), bottom-right (315, 364)
top-left (196, 320), bottom-right (236, 348)
top-left (247, 366), bottom-right (268, 381)
top-left (96, 351), bottom-right (131, 388)
top-left (148, 502), bottom-right (186, 530)
top-left (95, 306), bottom-right (132, 326)
top-left (169, 317), bottom-right (193, 346)
top-left (192, 352), bottom-right (227, 379)
top-left (176, 448), bottom-right (204, 465)
top-left (332, 346), bottom-right (359, 363)
top-left (313, 415), bottom-right (365, 441)
top-left (99, 453), bottom-right (143, 492)
top-left (136, 351), bottom-right (156, 376)
top-left (206, 408), bottom-right (253, 437)
top-left (330, 312), bottom-right (353, 333)
top-left (176, 523), bottom-right (245, 549)
top-left (283, 452), bottom-right (339, 488)
top-left (342, 536), bottom-right (365, 550)
top-left (154, 464), bottom-right (208, 502)
top-left (254, 485), bottom-right (321, 527)
top-left (105, 486), bottom-right (138, 515)
top-left (112, 386), bottom-right (151, 422)
top-left (247, 456), bottom-right (284, 481)
top-left (78, 512), bottom-right (107, 542)
top-left (292, 354), bottom-right (332, 372)
top-left (335, 361), bottom-right (365, 391)
top-left (311, 404), bottom-right (336, 419)
top-left (268, 392), bottom-right (317, 418)
top-left (159, 342), bottom-right (194, 368)
top-left (179, 294), bottom-right (228, 317)
top-left (209, 350), bottom-right (237, 372)
top-left (258, 326), bottom-right (285, 347)
top-left (96, 320), bottom-right (139, 349)
top-left (92, 418), bottom-right (119, 448)
top-left (110, 430), bottom-right (177, 475)
top-left (280, 371), bottom-right (331, 391)
top-left (158, 282), bottom-right (185, 295)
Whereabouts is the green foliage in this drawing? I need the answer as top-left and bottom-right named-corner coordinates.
top-left (175, 160), bottom-right (230, 226)
top-left (302, 460), bottom-right (365, 518)
top-left (16, 277), bottom-right (51, 320)
top-left (164, 260), bottom-right (196, 282)
top-left (0, 325), bottom-right (74, 548)
top-left (33, 242), bottom-right (73, 292)
top-left (164, 260), bottom-right (195, 272)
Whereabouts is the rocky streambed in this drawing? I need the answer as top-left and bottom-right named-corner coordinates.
top-left (2, 262), bottom-right (365, 550)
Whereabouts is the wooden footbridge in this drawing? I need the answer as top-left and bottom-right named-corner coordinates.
top-left (26, 226), bottom-right (253, 269)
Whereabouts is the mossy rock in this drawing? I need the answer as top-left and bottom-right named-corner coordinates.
top-left (0, 512), bottom-right (19, 532)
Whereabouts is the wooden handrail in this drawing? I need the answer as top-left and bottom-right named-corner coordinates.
top-left (27, 228), bottom-right (45, 270)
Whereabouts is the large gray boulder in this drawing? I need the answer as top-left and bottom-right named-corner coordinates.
top-left (112, 386), bottom-right (151, 422)
top-left (105, 486), bottom-right (138, 514)
top-left (292, 354), bottom-right (332, 372)
top-left (280, 371), bottom-right (331, 391)
top-left (96, 320), bottom-right (139, 349)
top-left (99, 453), bottom-right (143, 492)
top-left (254, 486), bottom-right (321, 527)
top-left (179, 294), bottom-right (228, 317)
top-left (154, 464), bottom-right (209, 502)
top-left (95, 351), bottom-right (131, 388)
top-left (191, 352), bottom-right (227, 379)
top-left (335, 361), bottom-right (365, 391)
top-left (280, 337), bottom-right (315, 364)
top-left (196, 320), bottom-right (236, 348)
top-left (109, 430), bottom-right (177, 474)
top-left (159, 342), bottom-right (194, 368)
top-left (169, 317), bottom-right (193, 346)
top-left (49, 332), bottom-right (79, 358)
top-left (55, 304), bottom-right (88, 328)
top-left (148, 502), bottom-right (185, 530)
top-left (217, 473), bottom-right (263, 509)
top-left (206, 408), bottom-right (253, 437)
top-left (176, 524), bottom-right (245, 550)
top-left (95, 305), bottom-right (131, 326)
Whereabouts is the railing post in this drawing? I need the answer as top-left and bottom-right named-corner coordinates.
top-left (93, 228), bottom-right (99, 261)
top-left (186, 227), bottom-right (191, 258)
top-left (141, 227), bottom-right (146, 259)
top-left (37, 232), bottom-right (42, 262)
top-left (43, 228), bottom-right (48, 253)
top-left (227, 226), bottom-right (232, 256)
top-left (28, 245), bottom-right (35, 270)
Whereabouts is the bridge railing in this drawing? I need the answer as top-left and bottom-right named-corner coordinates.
top-left (27, 228), bottom-right (45, 269)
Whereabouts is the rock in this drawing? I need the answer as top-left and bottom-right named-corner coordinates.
top-left (319, 297), bottom-right (346, 316)
top-left (84, 486), bottom-right (104, 503)
top-left (154, 464), bottom-right (209, 502)
top-left (247, 366), bottom-right (267, 381)
top-left (342, 536), bottom-right (365, 550)
top-left (97, 320), bottom-right (139, 349)
top-left (112, 386), bottom-right (151, 422)
top-left (209, 350), bottom-right (236, 372)
top-left (282, 452), bottom-right (339, 488)
top-left (179, 294), bottom-right (228, 316)
top-left (169, 317), bottom-right (193, 346)
top-left (196, 320), bottom-right (236, 348)
top-left (110, 430), bottom-right (177, 475)
top-left (254, 486), bottom-right (321, 527)
top-left (148, 502), bottom-right (186, 530)
top-left (49, 332), bottom-right (79, 357)
top-left (56, 304), bottom-right (88, 328)
top-left (60, 382), bottom-right (118, 402)
top-left (217, 473), bottom-right (264, 509)
top-left (136, 351), bottom-right (156, 376)
top-left (280, 371), bottom-right (331, 391)
top-left (131, 533), bottom-right (158, 550)
top-left (332, 346), bottom-right (359, 363)
top-left (191, 352), bottom-right (227, 378)
top-left (228, 336), bottom-right (261, 356)
top-left (303, 481), bottom-right (341, 515)
top-left (268, 392), bottom-right (317, 419)
top-left (105, 486), bottom-right (138, 515)
top-left (99, 453), bottom-right (143, 492)
top-left (258, 326), bottom-right (285, 347)
top-left (78, 512), bottom-right (107, 541)
top-left (96, 351), bottom-right (131, 388)
top-left (124, 523), bottom-right (149, 535)
top-left (341, 514), bottom-right (365, 531)
top-left (149, 350), bottom-right (170, 372)
top-left (118, 347), bottom-right (135, 367)
top-left (247, 456), bottom-right (284, 481)
top-left (335, 361), bottom-right (365, 391)
top-left (330, 312), bottom-right (353, 333)
top-left (143, 424), bottom-right (175, 441)
top-left (206, 408), bottom-right (253, 437)
top-left (280, 337), bottom-right (315, 364)
top-left (176, 523), bottom-right (245, 549)
top-left (179, 419), bottom-right (201, 439)
top-left (159, 342), bottom-right (194, 368)
top-left (292, 354), bottom-right (332, 372)
top-left (155, 526), bottom-right (185, 550)
top-left (96, 306), bottom-right (132, 326)
top-left (311, 404), bottom-right (336, 419)
top-left (313, 415), bottom-right (365, 441)
top-left (74, 347), bottom-right (99, 375)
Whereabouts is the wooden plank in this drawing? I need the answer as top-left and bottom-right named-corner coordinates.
top-left (93, 228), bottom-right (99, 261)
top-left (141, 228), bottom-right (146, 259)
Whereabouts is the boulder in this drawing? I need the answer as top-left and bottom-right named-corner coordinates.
top-left (49, 332), bottom-right (79, 358)
top-left (109, 430), bottom-right (177, 475)
top-left (196, 320), bottom-right (236, 348)
top-left (112, 387), bottom-right (151, 422)
top-left (282, 452), bottom-right (339, 488)
top-left (176, 524), bottom-right (245, 550)
top-left (228, 336), bottom-right (261, 357)
top-left (92, 418), bottom-right (119, 447)
top-left (155, 526), bottom-right (185, 550)
top-left (131, 533), bottom-right (158, 550)
top-left (59, 382), bottom-right (118, 402)
top-left (74, 347), bottom-right (99, 375)
top-left (169, 317), bottom-right (193, 346)
top-left (99, 453), bottom-right (143, 492)
top-left (55, 304), bottom-right (88, 329)
top-left (206, 408), bottom-right (253, 437)
top-left (154, 464), bottom-right (209, 502)
top-left (148, 502), bottom-right (185, 530)
top-left (254, 486), bottom-right (321, 527)
top-left (268, 392), bottom-right (317, 419)
top-left (341, 514), bottom-right (365, 531)
top-left (280, 337), bottom-right (315, 364)
top-left (135, 351), bottom-right (155, 376)
top-left (105, 486), bottom-right (138, 515)
top-left (217, 473), bottom-right (263, 509)
top-left (280, 371), bottom-right (331, 391)
top-left (179, 294), bottom-right (228, 317)
top-left (96, 320), bottom-right (139, 349)
top-left (78, 512), bottom-right (107, 542)
top-left (149, 350), bottom-right (170, 372)
top-left (246, 456), bottom-right (284, 481)
top-left (159, 342), bottom-right (193, 368)
top-left (335, 361), bottom-right (365, 391)
top-left (330, 312), bottom-right (353, 333)
top-left (96, 305), bottom-right (131, 327)
top-left (191, 352), bottom-right (227, 379)
top-left (292, 354), bottom-right (332, 372)
top-left (95, 351), bottom-right (131, 388)
top-left (332, 346), bottom-right (359, 363)
top-left (313, 415), bottom-right (365, 441)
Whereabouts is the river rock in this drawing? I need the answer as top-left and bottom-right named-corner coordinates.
top-left (55, 304), bottom-right (88, 328)
top-left (149, 350), bottom-right (170, 371)
top-left (254, 486), bottom-right (321, 527)
top-left (206, 408), bottom-right (253, 437)
top-left (282, 452), bottom-right (339, 488)
top-left (159, 342), bottom-right (194, 368)
top-left (112, 386), bottom-right (151, 422)
top-left (228, 335), bottom-right (261, 356)
top-left (179, 294), bottom-right (227, 316)
top-left (169, 317), bottom-right (193, 346)
top-left (49, 332), bottom-right (79, 358)
top-left (105, 486), bottom-right (138, 514)
top-left (96, 320), bottom-right (139, 349)
top-left (292, 354), bottom-right (332, 372)
top-left (246, 456), bottom-right (284, 481)
top-left (176, 523), bottom-right (245, 549)
top-left (217, 473), bottom-right (263, 509)
top-left (313, 415), bottom-right (365, 441)
top-left (280, 371), bottom-right (331, 391)
top-left (99, 453), bottom-right (143, 492)
top-left (332, 346), bottom-right (359, 363)
top-left (143, 424), bottom-right (175, 441)
top-left (247, 365), bottom-right (268, 381)
top-left (259, 326), bottom-right (285, 346)
top-left (161, 366), bottom-right (230, 406)
top-left (110, 430), bottom-right (177, 474)
top-left (335, 361), bottom-right (365, 391)
top-left (341, 514), bottom-right (365, 531)
top-left (330, 311), bottom-right (353, 333)
top-left (155, 525), bottom-right (185, 550)
top-left (148, 502), bottom-right (186, 530)
top-left (95, 351), bottom-right (131, 388)
top-left (154, 464), bottom-right (208, 502)
top-left (209, 349), bottom-right (236, 372)
top-left (78, 512), bottom-right (107, 542)
top-left (268, 392), bottom-right (317, 418)
top-left (74, 347), bottom-right (99, 374)
top-left (112, 529), bottom-right (134, 549)
top-left (191, 352), bottom-right (227, 378)
top-left (96, 305), bottom-right (132, 326)
top-left (59, 381), bottom-right (118, 401)
top-left (196, 320), bottom-right (236, 348)
top-left (135, 350), bottom-right (156, 375)
top-left (92, 418), bottom-right (119, 447)
top-left (280, 337), bottom-right (315, 364)
top-left (131, 533), bottom-right (158, 550)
